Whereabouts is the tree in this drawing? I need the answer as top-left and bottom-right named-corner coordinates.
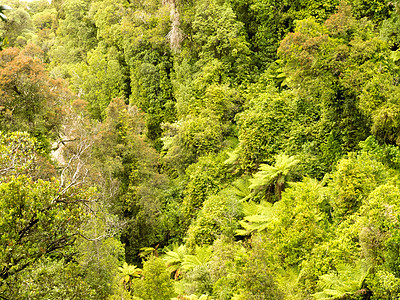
top-left (91, 98), bottom-right (172, 264)
top-left (71, 44), bottom-right (129, 119)
top-left (249, 154), bottom-right (299, 200)
top-left (162, 243), bottom-right (187, 279)
top-left (236, 87), bottom-right (293, 171)
top-left (131, 256), bottom-right (176, 300)
top-left (236, 200), bottom-right (275, 236)
top-left (90, 0), bottom-right (176, 145)
top-left (180, 154), bottom-right (226, 223)
top-left (0, 46), bottom-right (72, 148)
top-left (186, 190), bottom-right (242, 247)
top-left (49, 0), bottom-right (97, 65)
top-left (230, 0), bottom-right (338, 68)
top-left (190, 0), bottom-right (251, 85)
top-left (233, 237), bottom-right (284, 300)
top-left (0, 131), bottom-right (37, 179)
top-left (313, 263), bottom-right (370, 300)
top-left (15, 258), bottom-right (97, 299)
top-left (0, 129), bottom-right (105, 298)
top-left (0, 174), bottom-right (92, 296)
top-left (349, 0), bottom-right (393, 25)
top-left (270, 178), bottom-right (329, 266)
top-left (180, 246), bottom-right (214, 296)
top-left (118, 262), bottom-right (142, 291)
top-left (328, 152), bottom-right (389, 217)
top-left (0, 2), bottom-right (34, 48)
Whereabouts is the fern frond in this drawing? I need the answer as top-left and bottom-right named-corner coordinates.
top-left (230, 178), bottom-right (252, 200)
top-left (236, 201), bottom-right (276, 235)
top-left (313, 262), bottom-right (370, 300)
top-left (182, 246), bottom-right (212, 271)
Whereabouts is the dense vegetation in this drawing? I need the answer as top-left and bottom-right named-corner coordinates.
top-left (1, 0), bottom-right (400, 298)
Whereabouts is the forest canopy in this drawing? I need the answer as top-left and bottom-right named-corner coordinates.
top-left (1, 0), bottom-right (400, 299)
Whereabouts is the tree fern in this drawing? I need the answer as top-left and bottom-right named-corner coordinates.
top-left (162, 243), bottom-right (187, 279)
top-left (118, 262), bottom-right (142, 290)
top-left (313, 263), bottom-right (370, 300)
top-left (182, 246), bottom-right (213, 271)
top-left (236, 201), bottom-right (276, 236)
top-left (249, 154), bottom-right (299, 200)
top-left (230, 178), bottom-right (252, 201)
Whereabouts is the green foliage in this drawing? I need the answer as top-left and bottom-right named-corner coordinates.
top-left (186, 188), bottom-right (242, 247)
top-left (7, 0), bottom-right (400, 298)
top-left (230, 0), bottom-right (339, 68)
top-left (349, 0), bottom-right (393, 25)
top-left (163, 112), bottom-right (226, 173)
top-left (182, 245), bottom-right (213, 272)
top-left (236, 87), bottom-right (293, 170)
top-left (380, 2), bottom-right (400, 49)
top-left (130, 57), bottom-right (175, 144)
top-left (162, 243), bottom-right (188, 279)
top-left (271, 178), bottom-right (329, 266)
top-left (0, 131), bottom-right (37, 178)
top-left (0, 3), bottom-right (33, 48)
top-left (71, 44), bottom-right (128, 119)
top-left (118, 262), bottom-right (142, 291)
top-left (367, 270), bottom-right (400, 300)
top-left (131, 256), bottom-right (176, 300)
top-left (0, 175), bottom-right (91, 295)
top-left (181, 265), bottom-right (214, 297)
top-left (50, 0), bottom-right (97, 65)
top-left (359, 184), bottom-right (400, 269)
top-left (236, 201), bottom-right (275, 236)
top-left (328, 152), bottom-right (390, 217)
top-left (249, 154), bottom-right (300, 200)
top-left (313, 263), bottom-right (370, 300)
top-left (359, 136), bottom-right (400, 169)
top-left (208, 237), bottom-right (242, 299)
top-left (178, 246), bottom-right (213, 296)
top-left (232, 237), bottom-right (284, 300)
top-left (15, 258), bottom-right (97, 299)
top-left (31, 7), bottom-right (57, 31)
top-left (190, 0), bottom-right (251, 85)
top-left (0, 46), bottom-right (69, 144)
top-left (92, 98), bottom-right (173, 264)
top-left (181, 154), bottom-right (226, 221)
top-left (77, 214), bottom-right (125, 298)
top-left (172, 295), bottom-right (212, 300)
top-left (275, 4), bottom-right (398, 175)
top-left (87, 0), bottom-right (177, 145)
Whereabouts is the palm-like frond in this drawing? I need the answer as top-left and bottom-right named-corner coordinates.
top-left (249, 154), bottom-right (299, 199)
top-left (162, 243), bottom-right (187, 275)
top-left (249, 163), bottom-right (278, 191)
top-left (118, 262), bottom-right (142, 278)
top-left (182, 245), bottom-right (212, 271)
top-left (118, 262), bottom-right (142, 288)
top-left (313, 263), bottom-right (370, 300)
top-left (230, 178), bottom-right (252, 201)
top-left (236, 201), bottom-right (276, 236)
top-left (275, 154), bottom-right (300, 176)
top-left (139, 246), bottom-right (157, 258)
